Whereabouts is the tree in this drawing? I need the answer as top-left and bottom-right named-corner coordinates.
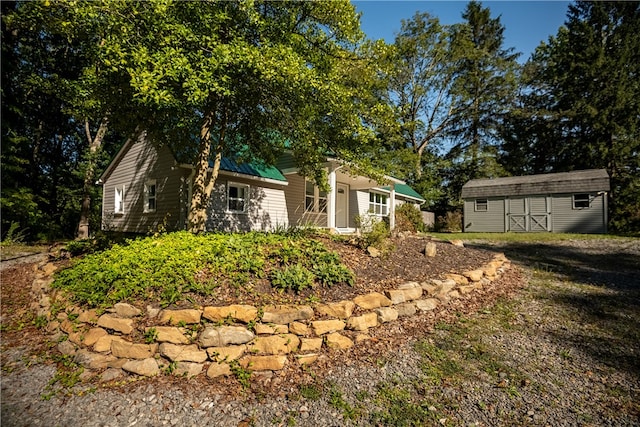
top-left (62, 0), bottom-right (371, 233)
top-left (3, 1), bottom-right (134, 240)
top-left (502, 1), bottom-right (640, 231)
top-left (445, 1), bottom-right (520, 205)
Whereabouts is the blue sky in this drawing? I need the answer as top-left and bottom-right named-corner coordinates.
top-left (353, 1), bottom-right (571, 62)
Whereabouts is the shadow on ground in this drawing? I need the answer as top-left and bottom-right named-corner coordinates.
top-left (468, 240), bottom-right (640, 380)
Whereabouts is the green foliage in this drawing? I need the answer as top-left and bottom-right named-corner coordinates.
top-left (370, 383), bottom-right (434, 426)
top-left (42, 354), bottom-right (84, 400)
top-left (229, 360), bottom-right (252, 390)
top-left (395, 204), bottom-right (425, 233)
top-left (355, 214), bottom-right (391, 249)
top-left (270, 264), bottom-right (315, 293)
top-left (434, 211), bottom-right (462, 233)
top-left (144, 327), bottom-right (158, 344)
top-left (0, 222), bottom-right (27, 245)
top-left (299, 383), bottom-right (323, 401)
top-left (327, 383), bottom-right (362, 421)
top-left (52, 231), bottom-right (354, 307)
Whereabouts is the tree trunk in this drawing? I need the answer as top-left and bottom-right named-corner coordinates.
top-left (188, 108), bottom-right (226, 233)
top-left (77, 116), bottom-right (108, 239)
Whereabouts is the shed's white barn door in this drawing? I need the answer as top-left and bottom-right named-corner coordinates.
top-left (508, 197), bottom-right (527, 232)
top-left (529, 196), bottom-right (549, 231)
top-left (507, 196), bottom-right (550, 232)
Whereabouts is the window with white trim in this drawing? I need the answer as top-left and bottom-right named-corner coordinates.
top-left (114, 185), bottom-right (125, 214)
top-left (227, 182), bottom-right (249, 213)
top-left (144, 179), bottom-right (156, 213)
top-left (305, 180), bottom-right (327, 214)
top-left (573, 193), bottom-right (590, 209)
top-left (475, 198), bottom-right (488, 212)
top-left (369, 192), bottom-right (388, 216)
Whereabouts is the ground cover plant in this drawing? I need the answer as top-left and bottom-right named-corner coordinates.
top-left (52, 231), bottom-right (354, 308)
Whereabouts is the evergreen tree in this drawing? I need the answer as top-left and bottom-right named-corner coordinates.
top-left (444, 1), bottom-right (520, 207)
top-left (502, 1), bottom-right (640, 231)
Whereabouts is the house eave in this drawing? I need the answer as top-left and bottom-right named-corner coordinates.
top-left (178, 164), bottom-right (288, 186)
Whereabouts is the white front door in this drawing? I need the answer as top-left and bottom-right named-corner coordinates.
top-left (336, 183), bottom-right (349, 228)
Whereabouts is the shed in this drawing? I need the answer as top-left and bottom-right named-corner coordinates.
top-left (461, 169), bottom-right (610, 233)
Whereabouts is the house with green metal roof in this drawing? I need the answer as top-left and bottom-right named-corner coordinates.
top-left (98, 132), bottom-right (424, 233)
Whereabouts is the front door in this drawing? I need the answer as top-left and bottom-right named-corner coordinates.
top-left (336, 183), bottom-right (349, 228)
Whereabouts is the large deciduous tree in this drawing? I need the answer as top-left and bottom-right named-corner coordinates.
top-left (371, 12), bottom-right (461, 207)
top-left (64, 0), bottom-right (370, 234)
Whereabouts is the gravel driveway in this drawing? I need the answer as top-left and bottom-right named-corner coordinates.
top-left (2, 238), bottom-right (638, 426)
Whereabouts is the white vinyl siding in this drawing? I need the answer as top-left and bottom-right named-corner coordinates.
top-left (101, 135), bottom-right (190, 233)
top-left (206, 177), bottom-right (289, 232)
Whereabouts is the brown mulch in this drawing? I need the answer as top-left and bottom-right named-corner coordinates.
top-left (202, 234), bottom-right (498, 308)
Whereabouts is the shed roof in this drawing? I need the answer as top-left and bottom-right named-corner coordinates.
top-left (461, 169), bottom-right (610, 199)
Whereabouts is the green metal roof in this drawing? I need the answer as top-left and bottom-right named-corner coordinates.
top-left (216, 157), bottom-right (287, 182)
top-left (380, 183), bottom-right (425, 202)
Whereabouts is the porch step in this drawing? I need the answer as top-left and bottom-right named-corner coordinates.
top-left (335, 227), bottom-right (356, 235)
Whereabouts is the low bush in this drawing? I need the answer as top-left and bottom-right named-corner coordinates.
top-left (53, 231), bottom-right (354, 307)
top-left (435, 211), bottom-right (463, 232)
top-left (395, 204), bottom-right (426, 233)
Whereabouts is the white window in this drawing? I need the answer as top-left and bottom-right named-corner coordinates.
top-left (305, 180), bottom-right (327, 214)
top-left (573, 193), bottom-right (590, 209)
top-left (475, 199), bottom-right (488, 212)
top-left (369, 192), bottom-right (388, 216)
top-left (114, 185), bottom-right (125, 214)
top-left (144, 179), bottom-right (156, 213)
top-left (227, 182), bottom-right (249, 213)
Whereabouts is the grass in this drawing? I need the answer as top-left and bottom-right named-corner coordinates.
top-left (425, 231), bottom-right (631, 243)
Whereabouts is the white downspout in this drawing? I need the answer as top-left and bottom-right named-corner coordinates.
top-left (389, 184), bottom-right (396, 231)
top-left (327, 167), bottom-right (337, 229)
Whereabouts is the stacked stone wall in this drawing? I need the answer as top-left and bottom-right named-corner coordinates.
top-left (30, 252), bottom-right (511, 382)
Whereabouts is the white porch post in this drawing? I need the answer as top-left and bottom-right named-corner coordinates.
top-left (327, 168), bottom-right (337, 229)
top-left (389, 183), bottom-right (396, 231)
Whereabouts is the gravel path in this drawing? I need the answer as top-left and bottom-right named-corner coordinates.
top-left (2, 238), bottom-right (639, 426)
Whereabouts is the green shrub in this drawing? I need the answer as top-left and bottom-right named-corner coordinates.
top-left (395, 204), bottom-right (426, 233)
top-left (435, 211), bottom-right (463, 232)
top-left (53, 231), bottom-right (354, 307)
top-left (355, 214), bottom-right (390, 249)
top-left (270, 264), bottom-right (315, 293)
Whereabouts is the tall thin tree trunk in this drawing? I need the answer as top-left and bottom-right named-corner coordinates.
top-left (77, 116), bottom-right (108, 239)
top-left (188, 108), bottom-right (227, 233)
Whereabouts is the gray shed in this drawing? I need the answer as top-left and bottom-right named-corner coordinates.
top-left (461, 169), bottom-right (610, 233)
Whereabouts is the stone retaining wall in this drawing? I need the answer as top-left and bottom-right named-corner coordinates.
top-left (30, 252), bottom-right (510, 383)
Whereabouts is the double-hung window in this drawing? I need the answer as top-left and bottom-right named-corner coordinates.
top-left (369, 192), bottom-right (388, 216)
top-left (144, 179), bottom-right (157, 213)
top-left (573, 193), bottom-right (590, 209)
top-left (114, 185), bottom-right (125, 214)
top-left (227, 182), bottom-right (249, 213)
top-left (305, 180), bottom-right (327, 214)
